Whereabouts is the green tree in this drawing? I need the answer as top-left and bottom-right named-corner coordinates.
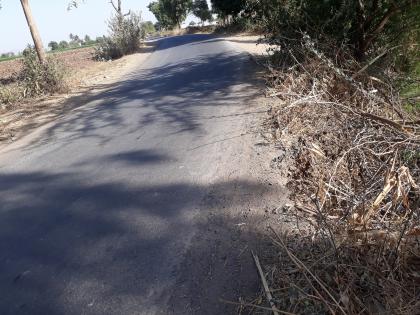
top-left (95, 36), bottom-right (105, 43)
top-left (141, 21), bottom-right (156, 34)
top-left (0, 52), bottom-right (15, 58)
top-left (211, 0), bottom-right (244, 19)
top-left (48, 41), bottom-right (59, 51)
top-left (148, 0), bottom-right (192, 29)
top-left (69, 33), bottom-right (81, 46)
top-left (84, 34), bottom-right (92, 44)
top-left (58, 40), bottom-right (69, 49)
top-left (247, 0), bottom-right (420, 60)
top-left (192, 0), bottom-right (212, 24)
top-left (148, 1), bottom-right (172, 29)
top-left (154, 21), bottom-right (162, 31)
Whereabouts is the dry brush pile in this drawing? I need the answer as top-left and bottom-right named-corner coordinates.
top-left (0, 47), bottom-right (68, 107)
top-left (259, 35), bottom-right (420, 314)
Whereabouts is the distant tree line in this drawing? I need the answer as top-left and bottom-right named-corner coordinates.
top-left (0, 34), bottom-right (109, 58)
top-left (0, 52), bottom-right (15, 59)
top-left (0, 1), bottom-right (155, 63)
top-left (148, 0), bottom-right (212, 30)
top-left (47, 34), bottom-right (106, 51)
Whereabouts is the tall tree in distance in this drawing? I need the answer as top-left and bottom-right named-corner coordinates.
top-left (148, 1), bottom-right (172, 30)
top-left (148, 0), bottom-right (192, 29)
top-left (167, 0), bottom-right (192, 29)
top-left (192, 0), bottom-right (212, 25)
top-left (48, 41), bottom-right (59, 51)
top-left (20, 0), bottom-right (46, 63)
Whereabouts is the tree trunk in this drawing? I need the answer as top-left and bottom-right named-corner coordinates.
top-left (20, 0), bottom-right (46, 64)
top-left (117, 0), bottom-right (122, 14)
top-left (110, 0), bottom-right (122, 15)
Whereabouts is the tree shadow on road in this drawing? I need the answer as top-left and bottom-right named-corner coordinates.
top-left (11, 39), bottom-right (262, 154)
top-left (152, 34), bottom-right (218, 52)
top-left (0, 34), bottom-right (277, 314)
top-left (0, 162), bottom-right (287, 314)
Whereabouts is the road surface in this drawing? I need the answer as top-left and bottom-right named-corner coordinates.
top-left (0, 34), bottom-right (281, 314)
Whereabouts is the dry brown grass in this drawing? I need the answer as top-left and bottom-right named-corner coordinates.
top-left (251, 35), bottom-right (420, 315)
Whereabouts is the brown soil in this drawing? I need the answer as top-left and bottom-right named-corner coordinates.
top-left (223, 33), bottom-right (272, 57)
top-left (0, 59), bottom-right (21, 81)
top-left (0, 47), bottom-right (96, 82)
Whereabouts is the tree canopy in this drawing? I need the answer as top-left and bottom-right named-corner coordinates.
top-left (48, 41), bottom-right (59, 51)
top-left (148, 1), bottom-right (172, 29)
top-left (148, 0), bottom-right (192, 29)
top-left (59, 40), bottom-right (69, 49)
top-left (211, 0), bottom-right (245, 18)
top-left (192, 0), bottom-right (212, 23)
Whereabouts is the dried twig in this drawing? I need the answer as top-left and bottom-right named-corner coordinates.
top-left (252, 252), bottom-right (280, 315)
top-left (269, 227), bottom-right (347, 315)
top-left (261, 32), bottom-right (419, 315)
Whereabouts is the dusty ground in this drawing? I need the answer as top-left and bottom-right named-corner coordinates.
top-left (223, 33), bottom-right (272, 57)
top-left (0, 59), bottom-right (21, 81)
top-left (0, 43), bottom-right (155, 143)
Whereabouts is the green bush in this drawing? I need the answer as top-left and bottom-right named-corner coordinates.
top-left (246, 0), bottom-right (419, 61)
top-left (142, 21), bottom-right (156, 35)
top-left (20, 46), bottom-right (67, 97)
top-left (59, 40), bottom-right (69, 50)
top-left (95, 12), bottom-right (144, 60)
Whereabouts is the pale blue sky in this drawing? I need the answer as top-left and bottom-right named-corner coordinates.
top-left (0, 0), bottom-right (204, 53)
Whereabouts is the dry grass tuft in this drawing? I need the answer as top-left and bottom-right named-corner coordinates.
top-left (255, 34), bottom-right (419, 314)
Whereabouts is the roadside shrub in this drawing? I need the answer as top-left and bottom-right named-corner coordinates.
top-left (0, 84), bottom-right (24, 106)
top-left (246, 0), bottom-right (419, 61)
top-left (215, 15), bottom-right (259, 33)
top-left (261, 34), bottom-right (420, 315)
top-left (95, 12), bottom-right (144, 60)
top-left (20, 46), bottom-right (67, 97)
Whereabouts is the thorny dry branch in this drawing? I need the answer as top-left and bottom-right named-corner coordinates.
top-left (255, 34), bottom-right (419, 314)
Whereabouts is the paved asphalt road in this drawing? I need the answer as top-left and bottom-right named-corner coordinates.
top-left (0, 34), bottom-right (266, 314)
